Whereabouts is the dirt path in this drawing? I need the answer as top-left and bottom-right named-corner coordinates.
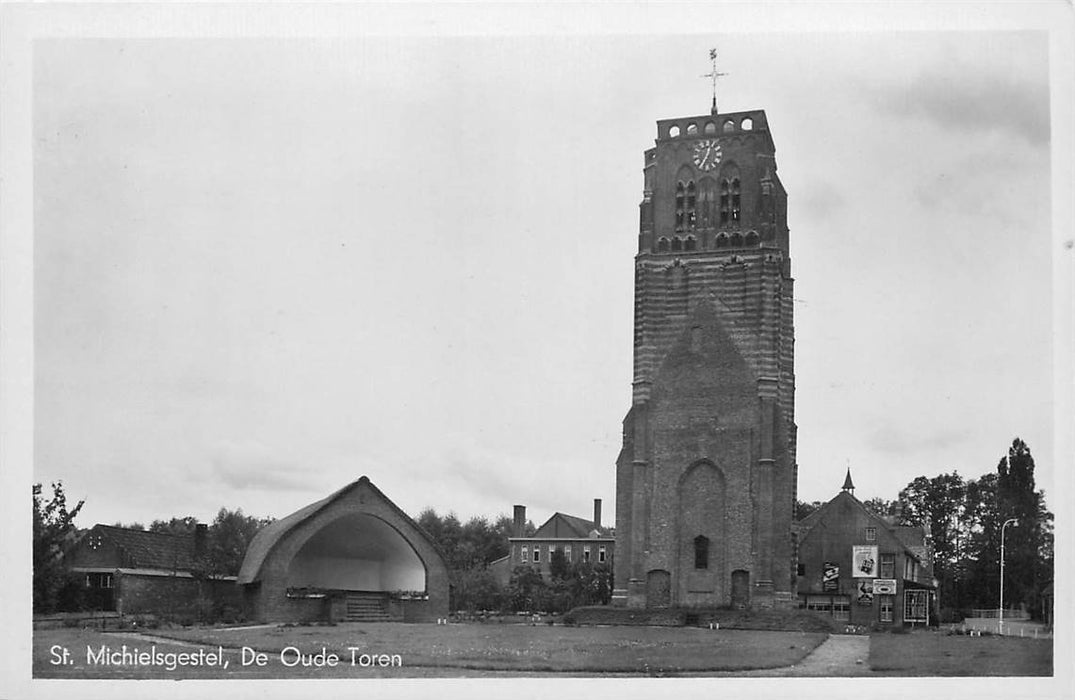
top-left (715, 634), bottom-right (872, 677)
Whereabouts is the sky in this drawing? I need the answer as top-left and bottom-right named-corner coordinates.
top-left (29, 27), bottom-right (1058, 532)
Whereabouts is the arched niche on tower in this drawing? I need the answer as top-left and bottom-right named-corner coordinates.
top-left (677, 460), bottom-right (727, 605)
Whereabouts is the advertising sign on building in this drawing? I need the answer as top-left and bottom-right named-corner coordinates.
top-left (852, 545), bottom-right (878, 578)
top-left (822, 561), bottom-right (839, 592)
top-left (873, 578), bottom-right (897, 595)
top-left (856, 579), bottom-right (874, 604)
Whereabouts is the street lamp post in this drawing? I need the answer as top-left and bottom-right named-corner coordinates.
top-left (999, 518), bottom-right (1018, 635)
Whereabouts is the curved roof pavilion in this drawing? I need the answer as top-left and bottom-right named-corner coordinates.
top-left (239, 476), bottom-right (449, 623)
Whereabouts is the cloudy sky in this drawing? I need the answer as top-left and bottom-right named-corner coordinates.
top-left (28, 20), bottom-right (1060, 531)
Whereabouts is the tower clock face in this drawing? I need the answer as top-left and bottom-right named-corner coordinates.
top-left (692, 139), bottom-right (722, 171)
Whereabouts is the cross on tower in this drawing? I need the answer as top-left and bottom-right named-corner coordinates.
top-left (701, 48), bottom-right (729, 114)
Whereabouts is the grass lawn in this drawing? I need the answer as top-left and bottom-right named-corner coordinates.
top-left (869, 630), bottom-right (1052, 676)
top-left (33, 622), bottom-right (827, 678)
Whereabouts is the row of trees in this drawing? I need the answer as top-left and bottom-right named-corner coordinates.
top-left (797, 438), bottom-right (1053, 621)
top-left (414, 508), bottom-right (612, 613)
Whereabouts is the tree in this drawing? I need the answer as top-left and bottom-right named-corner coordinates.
top-left (862, 497), bottom-right (898, 519)
top-left (149, 516), bottom-right (199, 536)
top-left (991, 438), bottom-right (1053, 619)
top-left (204, 508), bottom-right (272, 577)
top-left (548, 548), bottom-right (571, 581)
top-left (795, 500), bottom-right (824, 521)
top-left (33, 482), bottom-right (84, 613)
top-left (507, 565), bottom-right (545, 612)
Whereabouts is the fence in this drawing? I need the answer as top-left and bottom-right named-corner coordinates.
top-left (959, 617), bottom-right (1051, 639)
top-left (969, 608), bottom-right (1030, 620)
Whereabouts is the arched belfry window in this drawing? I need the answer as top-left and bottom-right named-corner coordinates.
top-left (698, 178), bottom-right (716, 228)
top-left (731, 178), bottom-right (741, 223)
top-left (719, 165), bottom-right (741, 226)
top-left (674, 169), bottom-right (697, 233)
top-left (675, 182), bottom-right (685, 232)
top-left (694, 535), bottom-right (710, 569)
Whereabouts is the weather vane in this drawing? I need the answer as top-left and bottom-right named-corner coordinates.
top-left (701, 48), bottom-right (728, 115)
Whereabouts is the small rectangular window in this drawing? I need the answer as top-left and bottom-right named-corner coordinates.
top-left (533, 547), bottom-right (541, 563)
top-left (797, 563), bottom-right (806, 577)
top-left (565, 545), bottom-right (572, 561)
top-left (521, 546), bottom-right (528, 563)
top-left (598, 546), bottom-right (607, 563)
top-left (583, 546), bottom-right (591, 562)
top-left (880, 553), bottom-right (895, 579)
top-left (880, 595), bottom-right (894, 622)
top-left (866, 527), bottom-right (876, 541)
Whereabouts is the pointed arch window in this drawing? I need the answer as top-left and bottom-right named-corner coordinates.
top-left (675, 178), bottom-right (697, 233)
top-left (719, 168), bottom-right (741, 226)
top-left (698, 178), bottom-right (717, 228)
top-left (694, 535), bottom-right (710, 569)
top-left (657, 237), bottom-right (670, 253)
top-left (685, 236), bottom-right (697, 251)
top-left (730, 178), bottom-right (741, 223)
top-left (671, 237), bottom-right (683, 252)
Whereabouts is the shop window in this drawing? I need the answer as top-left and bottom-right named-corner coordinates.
top-left (833, 597), bottom-right (850, 621)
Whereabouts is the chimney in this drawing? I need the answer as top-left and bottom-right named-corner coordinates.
top-left (194, 523), bottom-right (208, 558)
top-left (513, 505), bottom-right (526, 538)
top-left (593, 498), bottom-right (602, 530)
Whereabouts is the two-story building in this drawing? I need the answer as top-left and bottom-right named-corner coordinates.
top-left (491, 499), bottom-right (614, 584)
top-left (795, 472), bottom-right (936, 627)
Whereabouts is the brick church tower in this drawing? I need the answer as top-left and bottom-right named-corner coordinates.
top-left (612, 105), bottom-right (797, 609)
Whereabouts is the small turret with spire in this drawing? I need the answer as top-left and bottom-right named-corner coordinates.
top-left (841, 465), bottom-right (855, 495)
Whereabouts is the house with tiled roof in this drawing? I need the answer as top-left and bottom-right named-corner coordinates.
top-left (63, 523), bottom-right (239, 616)
top-left (795, 470), bottom-right (936, 627)
top-left (490, 499), bottom-right (614, 585)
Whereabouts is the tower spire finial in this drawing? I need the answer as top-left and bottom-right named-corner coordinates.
top-left (702, 47), bottom-right (729, 115)
top-left (842, 459), bottom-right (855, 494)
